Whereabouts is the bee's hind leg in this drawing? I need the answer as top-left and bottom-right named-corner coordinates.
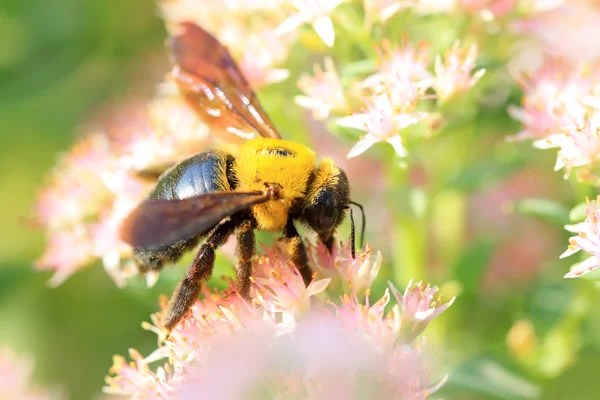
top-left (163, 218), bottom-right (238, 332)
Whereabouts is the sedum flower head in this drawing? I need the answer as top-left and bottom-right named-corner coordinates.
top-left (363, 39), bottom-right (433, 112)
top-left (508, 55), bottom-right (600, 179)
top-left (392, 281), bottom-right (456, 342)
top-left (36, 93), bottom-right (211, 286)
top-left (508, 58), bottom-right (594, 142)
top-left (562, 196), bottom-right (600, 278)
top-left (532, 109), bottom-right (600, 177)
top-left (433, 41), bottom-right (486, 102)
top-left (295, 57), bottom-right (347, 120)
top-left (338, 94), bottom-right (429, 158)
top-left (253, 246), bottom-right (331, 318)
top-left (105, 243), bottom-right (452, 399)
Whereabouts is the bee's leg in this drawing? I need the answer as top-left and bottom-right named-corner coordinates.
top-left (283, 219), bottom-right (312, 286)
top-left (164, 219), bottom-right (237, 332)
top-left (235, 219), bottom-right (256, 300)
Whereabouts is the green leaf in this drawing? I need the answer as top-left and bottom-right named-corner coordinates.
top-left (441, 356), bottom-right (541, 400)
top-left (339, 59), bottom-right (376, 80)
top-left (511, 198), bottom-right (570, 226)
top-left (569, 201), bottom-right (588, 223)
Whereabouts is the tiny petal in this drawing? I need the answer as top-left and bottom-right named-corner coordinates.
top-left (386, 135), bottom-right (406, 157)
top-left (564, 256), bottom-right (600, 278)
top-left (276, 13), bottom-right (309, 35)
top-left (313, 16), bottom-right (335, 47)
top-left (337, 114), bottom-right (371, 131)
top-left (347, 135), bottom-right (381, 158)
top-left (395, 111), bottom-right (429, 129)
top-left (306, 278), bottom-right (332, 297)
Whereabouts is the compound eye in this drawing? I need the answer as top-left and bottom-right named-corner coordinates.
top-left (317, 206), bottom-right (339, 232)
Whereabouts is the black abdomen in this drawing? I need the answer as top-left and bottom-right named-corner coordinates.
top-left (133, 151), bottom-right (234, 273)
top-left (150, 151), bottom-right (234, 200)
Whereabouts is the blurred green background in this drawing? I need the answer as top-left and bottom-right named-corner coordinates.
top-left (0, 0), bottom-right (169, 398)
top-left (2, 0), bottom-right (600, 399)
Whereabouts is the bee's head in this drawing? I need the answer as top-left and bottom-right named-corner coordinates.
top-left (303, 159), bottom-right (350, 244)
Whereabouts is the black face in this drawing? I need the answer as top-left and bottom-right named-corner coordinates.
top-left (303, 169), bottom-right (350, 235)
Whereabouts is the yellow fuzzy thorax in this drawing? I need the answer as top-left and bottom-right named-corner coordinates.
top-left (233, 138), bottom-right (316, 231)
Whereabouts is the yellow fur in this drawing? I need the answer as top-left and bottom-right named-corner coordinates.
top-left (233, 138), bottom-right (316, 231)
top-left (305, 158), bottom-right (340, 204)
top-left (213, 151), bottom-right (233, 191)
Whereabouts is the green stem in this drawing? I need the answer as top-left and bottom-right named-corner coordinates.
top-left (386, 157), bottom-right (428, 286)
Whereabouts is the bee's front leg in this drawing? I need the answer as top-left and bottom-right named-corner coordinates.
top-left (235, 219), bottom-right (256, 300)
top-left (282, 219), bottom-right (312, 286)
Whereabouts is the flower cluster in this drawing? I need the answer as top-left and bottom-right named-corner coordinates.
top-left (36, 91), bottom-right (212, 286)
top-left (508, 57), bottom-right (600, 179)
top-left (298, 33), bottom-right (485, 159)
top-left (104, 243), bottom-right (453, 399)
top-left (0, 347), bottom-right (59, 400)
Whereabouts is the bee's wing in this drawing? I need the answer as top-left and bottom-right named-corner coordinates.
top-left (170, 22), bottom-right (281, 141)
top-left (120, 190), bottom-right (268, 248)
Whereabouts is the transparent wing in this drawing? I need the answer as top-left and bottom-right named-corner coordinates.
top-left (170, 22), bottom-right (281, 140)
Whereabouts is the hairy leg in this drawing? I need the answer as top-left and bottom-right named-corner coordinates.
top-left (235, 219), bottom-right (256, 299)
top-left (164, 219), bottom-right (237, 332)
top-left (282, 219), bottom-right (312, 286)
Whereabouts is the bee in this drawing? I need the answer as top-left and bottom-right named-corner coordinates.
top-left (120, 22), bottom-right (365, 332)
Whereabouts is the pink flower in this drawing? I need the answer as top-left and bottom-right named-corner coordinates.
top-left (337, 94), bottom-right (429, 158)
top-left (532, 110), bottom-right (600, 177)
top-left (507, 58), bottom-right (593, 141)
top-left (295, 57), bottom-right (347, 120)
top-left (253, 247), bottom-right (331, 316)
top-left (36, 134), bottom-right (116, 285)
top-left (562, 196), bottom-right (600, 279)
top-left (36, 227), bottom-right (95, 287)
top-left (36, 95), bottom-right (210, 286)
top-left (336, 243), bottom-right (383, 292)
top-left (36, 134), bottom-right (113, 230)
top-left (362, 39), bottom-right (433, 111)
top-left (391, 280), bottom-right (456, 342)
top-left (335, 290), bottom-right (399, 350)
top-left (0, 348), bottom-right (59, 400)
top-left (104, 349), bottom-right (179, 399)
top-left (433, 41), bottom-right (486, 101)
top-left (276, 0), bottom-right (345, 47)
